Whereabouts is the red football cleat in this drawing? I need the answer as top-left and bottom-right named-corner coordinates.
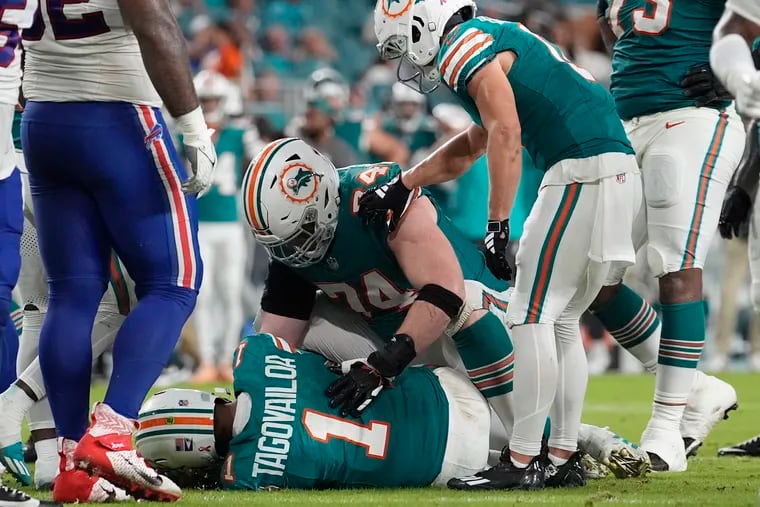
top-left (52, 438), bottom-right (130, 503)
top-left (73, 403), bottom-right (182, 502)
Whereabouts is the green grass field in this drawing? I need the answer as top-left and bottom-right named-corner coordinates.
top-left (12, 372), bottom-right (760, 506)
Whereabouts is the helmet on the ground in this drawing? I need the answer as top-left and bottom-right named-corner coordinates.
top-left (241, 138), bottom-right (340, 268)
top-left (397, 0), bottom-right (477, 93)
top-left (136, 389), bottom-right (219, 471)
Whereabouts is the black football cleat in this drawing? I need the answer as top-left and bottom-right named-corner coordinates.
top-left (447, 455), bottom-right (545, 491)
top-left (544, 452), bottom-right (587, 488)
top-left (718, 434), bottom-right (760, 457)
top-left (0, 485), bottom-right (60, 507)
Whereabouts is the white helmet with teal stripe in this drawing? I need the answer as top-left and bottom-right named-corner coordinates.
top-left (241, 137), bottom-right (340, 268)
top-left (136, 388), bottom-right (220, 471)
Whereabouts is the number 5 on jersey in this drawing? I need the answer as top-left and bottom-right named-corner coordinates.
top-left (608, 0), bottom-right (673, 37)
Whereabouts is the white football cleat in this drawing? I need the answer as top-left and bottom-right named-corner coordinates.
top-left (680, 371), bottom-right (738, 457)
top-left (640, 423), bottom-right (687, 472)
top-left (578, 424), bottom-right (650, 479)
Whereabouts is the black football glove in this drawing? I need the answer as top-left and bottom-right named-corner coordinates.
top-left (358, 175), bottom-right (416, 232)
top-left (681, 63), bottom-right (733, 107)
top-left (719, 186), bottom-right (753, 239)
top-left (484, 219), bottom-right (512, 281)
top-left (325, 334), bottom-right (416, 418)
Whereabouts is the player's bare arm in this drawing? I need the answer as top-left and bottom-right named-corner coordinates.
top-left (467, 55), bottom-right (522, 222)
top-left (119, 0), bottom-right (218, 195)
top-left (117, 0), bottom-right (198, 117)
top-left (388, 196), bottom-right (466, 354)
top-left (596, 0), bottom-right (617, 54)
top-left (715, 9), bottom-right (760, 43)
top-left (255, 311), bottom-right (310, 348)
top-left (401, 123), bottom-right (487, 188)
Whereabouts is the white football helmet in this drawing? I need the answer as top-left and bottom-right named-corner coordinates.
top-left (397, 0), bottom-right (477, 93)
top-left (136, 389), bottom-right (220, 471)
top-left (241, 138), bottom-right (340, 268)
top-left (374, 0), bottom-right (416, 60)
top-left (194, 70), bottom-right (233, 125)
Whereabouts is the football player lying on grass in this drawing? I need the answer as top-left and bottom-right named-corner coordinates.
top-left (134, 332), bottom-right (649, 491)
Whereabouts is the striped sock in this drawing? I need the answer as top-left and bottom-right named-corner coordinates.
top-left (454, 312), bottom-right (514, 438)
top-left (9, 301), bottom-right (22, 336)
top-left (594, 285), bottom-right (659, 373)
top-left (653, 301), bottom-right (705, 430)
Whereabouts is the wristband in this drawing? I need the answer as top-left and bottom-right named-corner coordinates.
top-left (175, 106), bottom-right (208, 140)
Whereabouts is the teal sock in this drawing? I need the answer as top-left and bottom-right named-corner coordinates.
top-left (454, 312), bottom-right (515, 439)
top-left (594, 285), bottom-right (660, 372)
top-left (658, 300), bottom-right (705, 369)
top-left (454, 312), bottom-right (514, 397)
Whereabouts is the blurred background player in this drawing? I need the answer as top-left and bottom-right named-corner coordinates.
top-left (595, 0), bottom-right (745, 472)
top-left (190, 70), bottom-right (253, 384)
top-left (20, 0), bottom-right (218, 501)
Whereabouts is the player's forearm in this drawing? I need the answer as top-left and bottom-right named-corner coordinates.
top-left (486, 125), bottom-right (521, 221)
top-left (395, 301), bottom-right (453, 355)
top-left (122, 0), bottom-right (199, 117)
top-left (402, 126), bottom-right (485, 188)
top-left (732, 121), bottom-right (760, 195)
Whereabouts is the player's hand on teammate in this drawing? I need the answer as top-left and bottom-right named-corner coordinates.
top-left (484, 219), bottom-right (512, 281)
top-left (719, 186), bottom-right (753, 239)
top-left (681, 63), bottom-right (732, 107)
top-left (358, 174), bottom-right (415, 232)
top-left (325, 359), bottom-right (392, 418)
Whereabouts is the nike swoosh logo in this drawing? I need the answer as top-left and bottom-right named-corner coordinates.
top-left (665, 121), bottom-right (685, 129)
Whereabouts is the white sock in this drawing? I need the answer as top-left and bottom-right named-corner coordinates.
top-left (509, 323), bottom-right (557, 457)
top-left (0, 385), bottom-right (35, 445)
top-left (511, 456), bottom-right (529, 468)
top-left (548, 322), bottom-right (588, 452)
top-left (17, 308), bottom-right (43, 373)
top-left (651, 364), bottom-right (694, 432)
top-left (33, 438), bottom-right (58, 489)
top-left (627, 323), bottom-right (660, 374)
top-left (548, 453), bottom-right (568, 467)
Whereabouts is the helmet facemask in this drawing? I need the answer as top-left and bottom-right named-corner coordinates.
top-left (260, 204), bottom-right (337, 268)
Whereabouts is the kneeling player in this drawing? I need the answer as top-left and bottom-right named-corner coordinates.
top-left (242, 138), bottom-right (518, 461)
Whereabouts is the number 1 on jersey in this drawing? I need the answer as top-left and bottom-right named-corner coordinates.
top-left (302, 409), bottom-right (390, 459)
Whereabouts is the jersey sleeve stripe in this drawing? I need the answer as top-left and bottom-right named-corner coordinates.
top-left (439, 28), bottom-right (483, 82)
top-left (447, 36), bottom-right (494, 90)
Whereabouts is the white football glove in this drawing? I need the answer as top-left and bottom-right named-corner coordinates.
top-left (175, 107), bottom-right (218, 197)
top-left (735, 72), bottom-right (760, 119)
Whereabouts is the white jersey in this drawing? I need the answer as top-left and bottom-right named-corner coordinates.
top-left (0, 0), bottom-right (38, 105)
top-left (22, 0), bottom-right (160, 105)
top-left (726, 0), bottom-right (760, 25)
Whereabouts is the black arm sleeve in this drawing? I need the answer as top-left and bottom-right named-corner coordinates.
top-left (260, 260), bottom-right (318, 321)
top-left (597, 0), bottom-right (609, 19)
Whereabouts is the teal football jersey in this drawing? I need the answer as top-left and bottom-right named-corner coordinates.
top-left (223, 333), bottom-right (450, 490)
top-left (295, 163), bottom-right (507, 338)
top-left (609, 0), bottom-right (729, 120)
top-left (12, 108), bottom-right (21, 151)
top-left (194, 127), bottom-right (247, 222)
top-left (437, 17), bottom-right (633, 172)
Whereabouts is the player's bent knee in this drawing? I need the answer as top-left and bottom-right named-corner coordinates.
top-left (48, 278), bottom-right (107, 307)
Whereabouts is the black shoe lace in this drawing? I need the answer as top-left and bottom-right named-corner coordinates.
top-left (0, 485), bottom-right (31, 501)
